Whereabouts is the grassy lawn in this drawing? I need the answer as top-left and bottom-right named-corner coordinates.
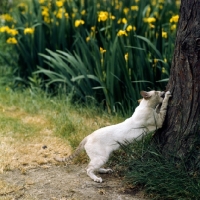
top-left (0, 86), bottom-right (124, 172)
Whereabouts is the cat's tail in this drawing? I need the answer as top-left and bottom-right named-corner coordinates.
top-left (54, 137), bottom-right (87, 162)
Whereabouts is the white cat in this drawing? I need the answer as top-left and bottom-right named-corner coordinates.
top-left (55, 90), bottom-right (171, 183)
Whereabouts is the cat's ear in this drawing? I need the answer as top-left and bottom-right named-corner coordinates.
top-left (140, 91), bottom-right (151, 99)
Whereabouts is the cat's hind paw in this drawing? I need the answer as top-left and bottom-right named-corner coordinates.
top-left (94, 177), bottom-right (103, 183)
top-left (98, 168), bottom-right (113, 174)
top-left (106, 169), bottom-right (113, 174)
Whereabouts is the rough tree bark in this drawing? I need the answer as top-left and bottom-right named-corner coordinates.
top-left (155, 0), bottom-right (200, 165)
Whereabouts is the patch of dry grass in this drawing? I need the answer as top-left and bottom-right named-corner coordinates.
top-left (0, 104), bottom-right (72, 173)
top-left (0, 179), bottom-right (24, 199)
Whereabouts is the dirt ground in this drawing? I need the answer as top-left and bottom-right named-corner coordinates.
top-left (0, 164), bottom-right (146, 200)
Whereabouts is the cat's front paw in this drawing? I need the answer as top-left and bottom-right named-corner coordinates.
top-left (165, 91), bottom-right (172, 97)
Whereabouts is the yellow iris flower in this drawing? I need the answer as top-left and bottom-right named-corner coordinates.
top-left (0, 14), bottom-right (13, 22)
top-left (75, 20), bottom-right (85, 27)
top-left (8, 29), bottom-right (18, 36)
top-left (56, 1), bottom-right (64, 7)
top-left (100, 47), bottom-right (106, 54)
top-left (0, 26), bottom-right (10, 33)
top-left (24, 28), bottom-right (35, 34)
top-left (117, 30), bottom-right (128, 36)
top-left (131, 6), bottom-right (139, 11)
top-left (162, 31), bottom-right (167, 38)
top-left (6, 37), bottom-right (17, 44)
top-left (143, 17), bottom-right (156, 23)
top-left (170, 15), bottom-right (179, 23)
top-left (124, 53), bottom-right (128, 61)
top-left (98, 11), bottom-right (108, 22)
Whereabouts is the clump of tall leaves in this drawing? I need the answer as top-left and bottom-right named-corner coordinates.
top-left (0, 0), bottom-right (180, 113)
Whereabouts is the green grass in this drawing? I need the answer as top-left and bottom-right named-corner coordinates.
top-left (0, 115), bottom-right (40, 138)
top-left (110, 134), bottom-right (200, 200)
top-left (0, 85), bottom-right (124, 148)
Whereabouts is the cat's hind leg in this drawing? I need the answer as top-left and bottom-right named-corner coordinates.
top-left (98, 168), bottom-right (113, 174)
top-left (86, 157), bottom-right (108, 183)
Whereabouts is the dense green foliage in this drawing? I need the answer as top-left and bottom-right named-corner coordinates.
top-left (0, 0), bottom-right (179, 113)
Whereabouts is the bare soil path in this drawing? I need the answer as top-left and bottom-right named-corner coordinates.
top-left (0, 164), bottom-right (145, 200)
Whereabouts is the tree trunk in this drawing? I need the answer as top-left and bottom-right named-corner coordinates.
top-left (155, 0), bottom-right (200, 165)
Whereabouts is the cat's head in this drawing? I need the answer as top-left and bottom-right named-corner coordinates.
top-left (140, 90), bottom-right (165, 107)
